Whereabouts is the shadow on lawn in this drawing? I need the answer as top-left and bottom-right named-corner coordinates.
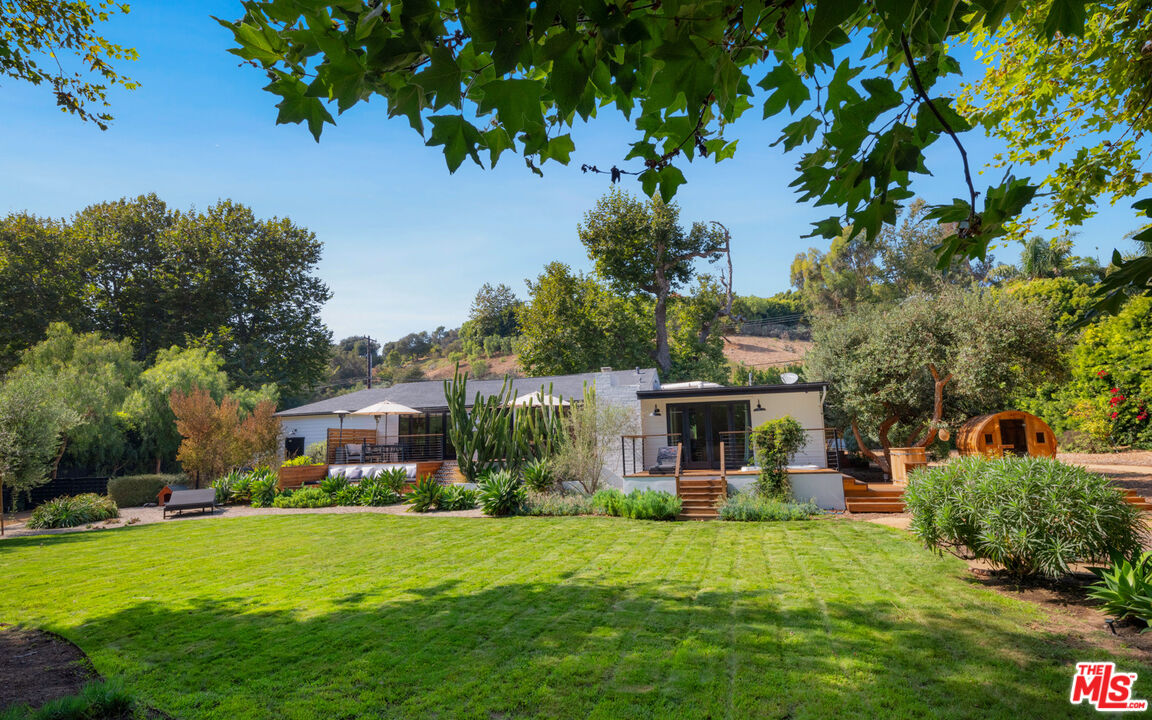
top-left (66, 579), bottom-right (1109, 719)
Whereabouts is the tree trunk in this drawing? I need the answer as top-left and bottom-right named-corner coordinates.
top-left (697, 222), bottom-right (734, 346)
top-left (653, 292), bottom-right (671, 374)
top-left (50, 438), bottom-right (69, 481)
top-left (908, 365), bottom-right (953, 448)
top-left (851, 418), bottom-right (894, 475)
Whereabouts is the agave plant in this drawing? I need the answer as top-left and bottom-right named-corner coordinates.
top-left (479, 469), bottom-right (526, 517)
top-left (210, 470), bottom-right (244, 504)
top-left (1088, 552), bottom-right (1152, 627)
top-left (520, 458), bottom-right (555, 493)
top-left (439, 484), bottom-right (479, 511)
top-left (407, 475), bottom-right (443, 513)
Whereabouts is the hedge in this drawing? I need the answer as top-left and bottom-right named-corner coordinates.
top-left (107, 474), bottom-right (186, 508)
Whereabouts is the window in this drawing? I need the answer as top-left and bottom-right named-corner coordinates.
top-left (1036, 432), bottom-right (1046, 444)
top-left (285, 436), bottom-right (305, 459)
top-left (984, 433), bottom-right (994, 444)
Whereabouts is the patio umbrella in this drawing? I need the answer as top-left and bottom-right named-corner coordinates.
top-left (351, 400), bottom-right (422, 444)
top-left (509, 391), bottom-right (570, 408)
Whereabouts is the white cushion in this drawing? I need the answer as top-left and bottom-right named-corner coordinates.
top-left (344, 467), bottom-right (363, 480)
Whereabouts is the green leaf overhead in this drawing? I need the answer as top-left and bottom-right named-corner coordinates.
top-left (219, 0), bottom-right (1152, 312)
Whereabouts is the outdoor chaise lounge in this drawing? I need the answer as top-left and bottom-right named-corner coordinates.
top-left (163, 489), bottom-right (218, 518)
top-left (647, 446), bottom-right (679, 474)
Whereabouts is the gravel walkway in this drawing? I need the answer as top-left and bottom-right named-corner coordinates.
top-left (0, 503), bottom-right (487, 540)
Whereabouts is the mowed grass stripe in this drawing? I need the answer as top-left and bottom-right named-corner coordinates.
top-left (0, 516), bottom-right (1140, 720)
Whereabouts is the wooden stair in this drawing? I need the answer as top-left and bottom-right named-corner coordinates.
top-left (843, 476), bottom-right (906, 514)
top-left (841, 476), bottom-right (1152, 513)
top-left (1121, 489), bottom-right (1152, 511)
top-left (678, 476), bottom-right (725, 520)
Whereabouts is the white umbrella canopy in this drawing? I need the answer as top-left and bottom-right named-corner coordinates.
top-left (351, 400), bottom-right (421, 416)
top-left (509, 391), bottom-right (570, 407)
top-left (350, 401), bottom-right (422, 444)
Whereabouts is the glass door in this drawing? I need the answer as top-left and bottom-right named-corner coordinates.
top-left (667, 401), bottom-right (751, 469)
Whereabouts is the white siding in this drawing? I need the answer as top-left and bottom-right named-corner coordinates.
top-left (636, 389), bottom-right (827, 470)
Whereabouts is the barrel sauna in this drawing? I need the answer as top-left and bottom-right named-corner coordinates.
top-left (957, 410), bottom-right (1057, 458)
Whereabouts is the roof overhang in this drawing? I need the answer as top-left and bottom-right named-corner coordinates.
top-left (637, 381), bottom-right (828, 400)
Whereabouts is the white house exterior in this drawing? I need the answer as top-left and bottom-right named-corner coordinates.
top-left (275, 367), bottom-right (843, 507)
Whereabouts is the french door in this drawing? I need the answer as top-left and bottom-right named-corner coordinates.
top-left (667, 401), bottom-right (750, 470)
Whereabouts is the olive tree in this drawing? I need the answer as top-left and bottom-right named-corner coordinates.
top-left (0, 372), bottom-right (81, 511)
top-left (806, 288), bottom-right (1063, 474)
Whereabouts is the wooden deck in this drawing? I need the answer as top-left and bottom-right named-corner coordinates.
top-left (624, 467), bottom-right (837, 478)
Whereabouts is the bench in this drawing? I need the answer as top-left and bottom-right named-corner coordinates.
top-left (163, 489), bottom-right (218, 518)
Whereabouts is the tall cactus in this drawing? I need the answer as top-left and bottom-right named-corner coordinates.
top-left (444, 365), bottom-right (517, 481)
top-left (512, 383), bottom-right (567, 462)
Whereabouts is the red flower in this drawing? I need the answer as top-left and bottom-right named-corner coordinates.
top-left (1139, 413), bottom-right (1149, 422)
top-left (1111, 388), bottom-right (1120, 394)
top-left (1098, 369), bottom-right (1109, 377)
top-left (1111, 411), bottom-right (1119, 419)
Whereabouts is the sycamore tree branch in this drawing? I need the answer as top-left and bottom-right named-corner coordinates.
top-left (900, 33), bottom-right (978, 218)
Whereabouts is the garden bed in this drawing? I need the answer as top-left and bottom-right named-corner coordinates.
top-left (0, 624), bottom-right (95, 709)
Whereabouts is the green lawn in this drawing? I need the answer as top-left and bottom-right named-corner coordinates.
top-left (0, 515), bottom-right (1131, 719)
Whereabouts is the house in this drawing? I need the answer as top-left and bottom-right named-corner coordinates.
top-left (275, 367), bottom-right (845, 513)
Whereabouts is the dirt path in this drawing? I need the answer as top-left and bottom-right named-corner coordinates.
top-left (1059, 450), bottom-right (1152, 497)
top-left (0, 503), bottom-right (487, 540)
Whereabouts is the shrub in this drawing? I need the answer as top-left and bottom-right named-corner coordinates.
top-left (107, 474), bottom-right (183, 507)
top-left (211, 469), bottom-right (247, 503)
top-left (591, 488), bottom-right (681, 520)
top-left (27, 494), bottom-right (119, 529)
top-left (591, 488), bottom-right (626, 516)
top-left (521, 458), bottom-right (555, 493)
top-left (228, 470), bottom-right (253, 503)
top-left (521, 491), bottom-right (594, 516)
top-left (376, 467), bottom-right (410, 496)
top-left (407, 475), bottom-right (443, 513)
top-left (439, 484), bottom-right (480, 511)
top-left (282, 455), bottom-right (321, 467)
top-left (1088, 552), bottom-right (1152, 626)
top-left (320, 474), bottom-right (350, 496)
top-left (479, 469), bottom-right (526, 516)
top-left (248, 467), bottom-right (280, 508)
top-left (905, 456), bottom-right (1146, 579)
top-left (273, 487), bottom-right (335, 508)
top-left (718, 491), bottom-right (821, 521)
top-left (357, 472), bottom-right (402, 506)
top-left (333, 485), bottom-right (362, 506)
top-left (305, 440), bottom-right (327, 464)
top-left (620, 489), bottom-right (681, 520)
top-left (749, 416), bottom-right (806, 498)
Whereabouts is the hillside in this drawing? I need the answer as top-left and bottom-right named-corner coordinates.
top-left (383, 334), bottom-right (809, 384)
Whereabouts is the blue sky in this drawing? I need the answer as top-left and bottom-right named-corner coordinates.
top-left (0, 2), bottom-right (1137, 342)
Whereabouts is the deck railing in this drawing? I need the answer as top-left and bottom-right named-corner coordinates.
top-left (328, 429), bottom-right (447, 464)
top-left (622, 427), bottom-right (841, 475)
top-left (719, 428), bottom-right (842, 470)
top-left (620, 433), bottom-right (682, 477)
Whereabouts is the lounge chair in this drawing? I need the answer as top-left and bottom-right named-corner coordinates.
top-left (647, 446), bottom-right (679, 474)
top-left (163, 489), bottom-right (218, 518)
top-left (344, 443), bottom-right (363, 463)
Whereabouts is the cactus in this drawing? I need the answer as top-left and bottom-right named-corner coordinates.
top-left (512, 383), bottom-right (567, 462)
top-left (444, 365), bottom-right (517, 481)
